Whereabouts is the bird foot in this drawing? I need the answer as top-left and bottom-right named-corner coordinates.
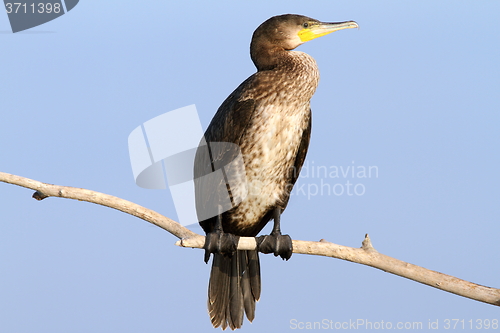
top-left (203, 231), bottom-right (239, 263)
top-left (256, 233), bottom-right (293, 260)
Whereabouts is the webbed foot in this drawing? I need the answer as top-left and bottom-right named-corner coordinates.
top-left (256, 207), bottom-right (293, 260)
top-left (204, 230), bottom-right (239, 263)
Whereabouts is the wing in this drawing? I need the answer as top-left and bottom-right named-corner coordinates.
top-left (291, 108), bottom-right (312, 185)
top-left (194, 80), bottom-right (257, 233)
top-left (280, 108), bottom-right (312, 210)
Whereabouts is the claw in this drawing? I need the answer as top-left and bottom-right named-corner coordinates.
top-left (256, 233), bottom-right (292, 260)
top-left (203, 209), bottom-right (239, 263)
top-left (204, 232), bottom-right (239, 263)
top-left (255, 207), bottom-right (293, 260)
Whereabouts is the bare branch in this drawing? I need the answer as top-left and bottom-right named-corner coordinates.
top-left (1, 171), bottom-right (499, 307)
top-left (177, 235), bottom-right (500, 306)
top-left (0, 172), bottom-right (196, 240)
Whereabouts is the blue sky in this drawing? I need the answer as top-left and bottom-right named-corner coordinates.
top-left (1, 1), bottom-right (499, 332)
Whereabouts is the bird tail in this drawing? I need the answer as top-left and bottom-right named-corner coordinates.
top-left (208, 250), bottom-right (261, 330)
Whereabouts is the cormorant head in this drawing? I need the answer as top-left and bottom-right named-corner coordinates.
top-left (250, 14), bottom-right (358, 70)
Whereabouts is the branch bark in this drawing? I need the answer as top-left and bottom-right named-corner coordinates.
top-left (1, 171), bottom-right (499, 307)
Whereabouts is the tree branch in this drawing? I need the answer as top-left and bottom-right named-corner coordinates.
top-left (0, 172), bottom-right (196, 240)
top-left (1, 171), bottom-right (499, 307)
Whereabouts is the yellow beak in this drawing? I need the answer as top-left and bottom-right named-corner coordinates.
top-left (298, 21), bottom-right (359, 42)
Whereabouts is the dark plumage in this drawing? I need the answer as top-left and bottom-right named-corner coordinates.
top-left (194, 14), bottom-right (358, 330)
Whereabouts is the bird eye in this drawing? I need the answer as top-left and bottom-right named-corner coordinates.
top-left (303, 22), bottom-right (309, 28)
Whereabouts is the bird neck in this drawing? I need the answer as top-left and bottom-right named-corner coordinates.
top-left (248, 49), bottom-right (320, 104)
top-left (250, 41), bottom-right (299, 72)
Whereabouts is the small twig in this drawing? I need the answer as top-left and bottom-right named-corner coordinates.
top-left (1, 171), bottom-right (499, 307)
top-left (361, 233), bottom-right (377, 252)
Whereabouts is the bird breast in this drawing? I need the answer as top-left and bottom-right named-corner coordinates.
top-left (228, 51), bottom-right (319, 229)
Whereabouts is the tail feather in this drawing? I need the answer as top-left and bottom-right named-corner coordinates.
top-left (229, 252), bottom-right (244, 328)
top-left (242, 250), bottom-right (260, 321)
top-left (246, 250), bottom-right (261, 302)
top-left (208, 250), bottom-right (261, 330)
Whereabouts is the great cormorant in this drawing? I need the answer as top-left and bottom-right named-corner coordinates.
top-left (194, 14), bottom-right (358, 330)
